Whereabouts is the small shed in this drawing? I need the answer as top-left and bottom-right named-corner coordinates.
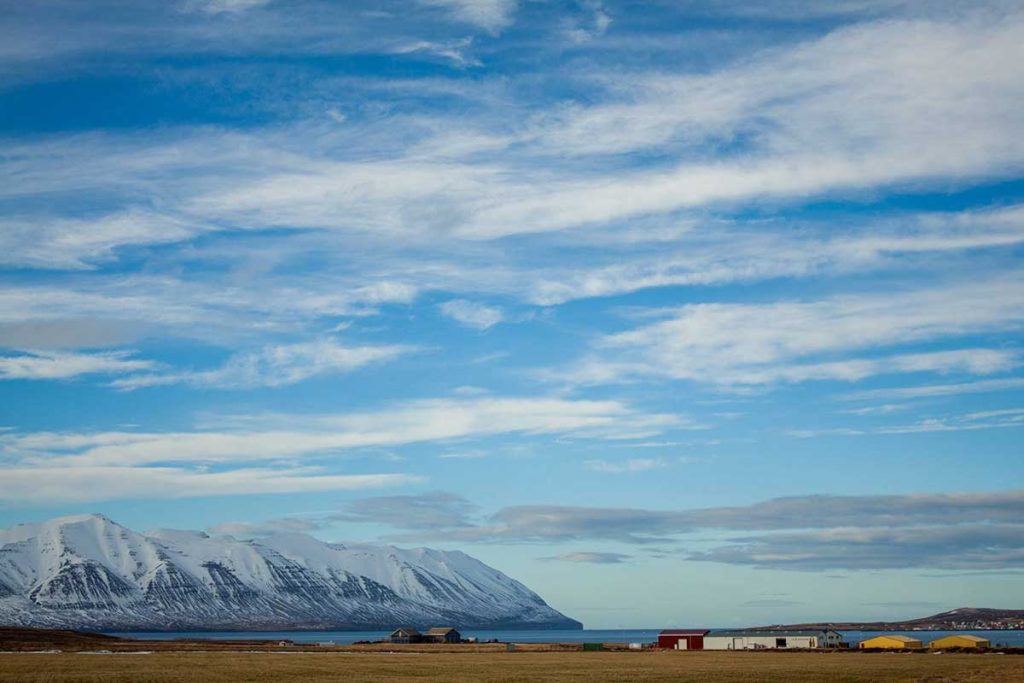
top-left (929, 634), bottom-right (990, 649)
top-left (658, 630), bottom-right (708, 650)
top-left (858, 635), bottom-right (923, 650)
top-left (424, 627), bottom-right (461, 643)
top-left (389, 627), bottom-right (422, 644)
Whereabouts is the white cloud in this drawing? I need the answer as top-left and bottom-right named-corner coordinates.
top-left (584, 458), bottom-right (667, 474)
top-left (392, 38), bottom-right (482, 67)
top-left (417, 0), bottom-right (518, 34)
top-left (439, 299), bottom-right (504, 329)
top-left (0, 350), bottom-right (156, 380)
top-left (113, 339), bottom-right (413, 390)
top-left (207, 516), bottom-right (323, 536)
top-left (0, 211), bottom-right (200, 270)
top-left (538, 551), bottom-right (630, 564)
top-left (185, 0), bottom-right (273, 15)
top-left (523, 205), bottom-right (1024, 304)
top-left (563, 1), bottom-right (612, 44)
top-left (840, 377), bottom-right (1024, 401)
top-left (0, 466), bottom-right (418, 503)
top-left (565, 276), bottom-right (1024, 387)
top-left (4, 396), bottom-right (680, 467)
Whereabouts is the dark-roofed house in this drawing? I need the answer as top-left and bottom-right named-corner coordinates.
top-left (389, 627), bottom-right (422, 644)
top-left (424, 627), bottom-right (461, 643)
top-left (658, 629), bottom-right (709, 650)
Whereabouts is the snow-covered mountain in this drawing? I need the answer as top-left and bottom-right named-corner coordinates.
top-left (0, 514), bottom-right (580, 631)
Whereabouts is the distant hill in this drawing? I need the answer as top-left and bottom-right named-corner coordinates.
top-left (751, 608), bottom-right (1024, 631)
top-left (0, 514), bottom-right (581, 631)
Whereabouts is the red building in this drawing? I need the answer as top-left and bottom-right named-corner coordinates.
top-left (658, 629), bottom-right (709, 650)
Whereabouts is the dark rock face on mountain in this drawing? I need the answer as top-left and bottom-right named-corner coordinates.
top-left (0, 514), bottom-right (581, 631)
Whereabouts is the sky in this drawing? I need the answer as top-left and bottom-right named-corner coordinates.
top-left (0, 0), bottom-right (1023, 628)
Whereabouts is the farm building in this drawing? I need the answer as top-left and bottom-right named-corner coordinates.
top-left (704, 629), bottom-right (842, 650)
top-left (657, 630), bottom-right (709, 650)
top-left (389, 627), bottom-right (422, 644)
top-left (857, 635), bottom-right (923, 650)
top-left (424, 627), bottom-right (461, 643)
top-left (929, 634), bottom-right (990, 649)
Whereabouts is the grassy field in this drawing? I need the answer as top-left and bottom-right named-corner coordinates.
top-left (1, 650), bottom-right (1022, 682)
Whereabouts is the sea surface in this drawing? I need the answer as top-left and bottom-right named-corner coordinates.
top-left (105, 628), bottom-right (1024, 647)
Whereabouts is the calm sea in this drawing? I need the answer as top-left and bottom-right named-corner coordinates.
top-left (105, 628), bottom-right (1024, 647)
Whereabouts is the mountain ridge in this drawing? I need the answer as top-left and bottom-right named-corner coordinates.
top-left (749, 608), bottom-right (1024, 632)
top-left (0, 513), bottom-right (581, 631)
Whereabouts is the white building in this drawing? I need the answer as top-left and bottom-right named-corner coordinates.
top-left (703, 630), bottom-right (842, 650)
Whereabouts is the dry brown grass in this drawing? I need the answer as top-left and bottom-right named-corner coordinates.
top-left (2, 650), bottom-right (1022, 683)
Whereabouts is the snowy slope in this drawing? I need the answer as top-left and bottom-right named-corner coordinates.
top-left (0, 514), bottom-right (580, 630)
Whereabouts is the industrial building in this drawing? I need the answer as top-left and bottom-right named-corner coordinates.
top-left (703, 629), bottom-right (842, 650)
top-left (657, 629), bottom-right (709, 650)
top-left (857, 634), bottom-right (924, 649)
top-left (929, 634), bottom-right (990, 649)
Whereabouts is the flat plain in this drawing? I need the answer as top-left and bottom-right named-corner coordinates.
top-left (2, 651), bottom-right (1023, 683)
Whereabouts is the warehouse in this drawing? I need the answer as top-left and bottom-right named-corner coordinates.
top-left (704, 629), bottom-right (842, 650)
top-left (929, 634), bottom-right (990, 649)
top-left (858, 634), bottom-right (924, 649)
top-left (657, 629), bottom-right (709, 650)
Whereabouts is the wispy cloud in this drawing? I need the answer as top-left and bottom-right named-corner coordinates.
top-left (563, 276), bottom-right (1024, 387)
top-left (417, 0), bottom-right (518, 34)
top-left (0, 466), bottom-right (419, 504)
top-left (338, 489), bottom-right (1024, 570)
top-left (207, 516), bottom-right (323, 537)
top-left (584, 458), bottom-right (668, 474)
top-left (788, 407), bottom-right (1024, 437)
top-left (0, 350), bottom-right (156, 380)
top-left (438, 299), bottom-right (504, 329)
top-left (391, 38), bottom-right (482, 67)
top-left (539, 551), bottom-right (631, 564)
top-left (690, 524), bottom-right (1024, 571)
top-left (840, 377), bottom-right (1024, 401)
top-left (184, 0), bottom-right (274, 15)
top-left (332, 491), bottom-right (479, 529)
top-left (4, 396), bottom-right (679, 467)
top-left (112, 339), bottom-right (413, 390)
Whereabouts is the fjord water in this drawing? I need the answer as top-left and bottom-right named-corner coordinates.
top-left (106, 628), bottom-right (1024, 647)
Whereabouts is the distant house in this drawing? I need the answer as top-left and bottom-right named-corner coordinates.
top-left (657, 630), bottom-right (709, 650)
top-left (389, 627), bottom-right (422, 644)
top-left (858, 634), bottom-right (923, 650)
top-left (704, 630), bottom-right (842, 650)
top-left (424, 627), bottom-right (461, 643)
top-left (929, 634), bottom-right (990, 649)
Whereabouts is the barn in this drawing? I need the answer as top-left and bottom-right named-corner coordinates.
top-left (657, 629), bottom-right (708, 650)
top-left (857, 634), bottom-right (923, 650)
top-left (389, 627), bottom-right (422, 644)
top-left (929, 634), bottom-right (990, 649)
top-left (704, 629), bottom-right (841, 650)
top-left (424, 627), bottom-right (461, 643)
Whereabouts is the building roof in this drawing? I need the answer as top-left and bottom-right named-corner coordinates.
top-left (708, 630), bottom-right (836, 638)
top-left (425, 627), bottom-right (459, 635)
top-left (390, 627), bottom-right (421, 636)
top-left (659, 630), bottom-right (709, 636)
top-left (930, 635), bottom-right (989, 643)
top-left (862, 635), bottom-right (922, 643)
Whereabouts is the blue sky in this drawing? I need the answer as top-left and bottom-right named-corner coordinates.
top-left (1, 0), bottom-right (1023, 627)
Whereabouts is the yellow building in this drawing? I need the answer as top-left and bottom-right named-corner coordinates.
top-left (929, 635), bottom-right (990, 649)
top-left (858, 635), bottom-right (924, 649)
